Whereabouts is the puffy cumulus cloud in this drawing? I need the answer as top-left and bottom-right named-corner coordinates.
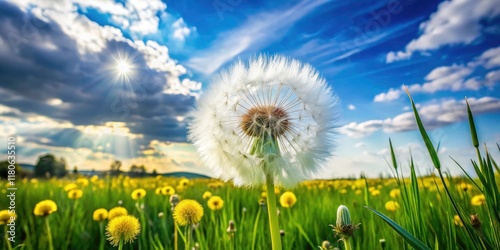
top-left (172, 18), bottom-right (195, 41)
top-left (347, 104), bottom-right (356, 110)
top-left (375, 46), bottom-right (500, 102)
top-left (0, 1), bottom-right (201, 142)
top-left (386, 0), bottom-right (500, 63)
top-left (341, 97), bottom-right (500, 138)
top-left (374, 88), bottom-right (402, 102)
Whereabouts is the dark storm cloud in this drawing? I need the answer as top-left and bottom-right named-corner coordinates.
top-left (0, 1), bottom-right (197, 142)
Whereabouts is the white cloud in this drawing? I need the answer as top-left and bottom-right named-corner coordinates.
top-left (108, 0), bottom-right (167, 36)
top-left (187, 0), bottom-right (328, 75)
top-left (172, 18), bottom-right (194, 41)
top-left (374, 87), bottom-right (403, 102)
top-left (342, 96), bottom-right (500, 138)
top-left (347, 104), bottom-right (356, 110)
top-left (354, 142), bottom-right (365, 148)
top-left (386, 0), bottom-right (500, 62)
top-left (475, 46), bottom-right (500, 69)
top-left (376, 46), bottom-right (500, 102)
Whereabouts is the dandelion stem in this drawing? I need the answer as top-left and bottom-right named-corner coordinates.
top-left (99, 221), bottom-right (105, 250)
top-left (265, 172), bottom-right (282, 250)
top-left (4, 225), bottom-right (12, 250)
top-left (174, 221), bottom-right (178, 250)
top-left (45, 217), bottom-right (54, 250)
top-left (343, 238), bottom-right (353, 250)
top-left (186, 225), bottom-right (192, 250)
top-left (118, 239), bottom-right (123, 250)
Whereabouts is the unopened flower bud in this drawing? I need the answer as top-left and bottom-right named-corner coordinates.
top-left (380, 238), bottom-right (386, 249)
top-left (330, 205), bottom-right (360, 240)
top-left (321, 240), bottom-right (332, 250)
top-left (227, 220), bottom-right (237, 234)
top-left (279, 229), bottom-right (285, 237)
top-left (170, 194), bottom-right (180, 210)
top-left (158, 212), bottom-right (164, 218)
top-left (471, 214), bottom-right (481, 229)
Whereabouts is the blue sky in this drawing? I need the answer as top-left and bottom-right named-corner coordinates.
top-left (0, 0), bottom-right (499, 178)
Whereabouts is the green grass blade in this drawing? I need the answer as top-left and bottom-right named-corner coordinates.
top-left (389, 138), bottom-right (398, 171)
top-left (404, 88), bottom-right (441, 170)
top-left (465, 99), bottom-right (479, 148)
top-left (365, 206), bottom-right (431, 250)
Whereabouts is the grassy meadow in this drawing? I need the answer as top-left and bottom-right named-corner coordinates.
top-left (1, 96), bottom-right (499, 250)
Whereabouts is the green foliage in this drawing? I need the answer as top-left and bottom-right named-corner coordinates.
top-left (34, 154), bottom-right (67, 178)
top-left (0, 161), bottom-right (24, 179)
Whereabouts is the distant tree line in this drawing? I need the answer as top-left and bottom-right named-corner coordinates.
top-left (0, 154), bottom-right (158, 179)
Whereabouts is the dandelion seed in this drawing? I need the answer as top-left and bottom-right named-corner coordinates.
top-left (189, 55), bottom-right (339, 187)
top-left (173, 199), bottom-right (204, 226)
top-left (34, 200), bottom-right (57, 216)
top-left (93, 208), bottom-right (108, 222)
top-left (106, 215), bottom-right (141, 247)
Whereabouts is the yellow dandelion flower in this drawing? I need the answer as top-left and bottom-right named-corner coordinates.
top-left (34, 200), bottom-right (57, 216)
top-left (453, 215), bottom-right (464, 227)
top-left (106, 215), bottom-right (141, 246)
top-left (458, 182), bottom-right (472, 192)
top-left (131, 189), bottom-right (146, 200)
top-left (173, 199), bottom-right (204, 226)
top-left (368, 187), bottom-right (376, 192)
top-left (68, 189), bottom-right (83, 199)
top-left (93, 208), bottom-right (108, 222)
top-left (64, 183), bottom-right (77, 192)
top-left (208, 196), bottom-right (224, 211)
top-left (179, 178), bottom-right (190, 187)
top-left (0, 210), bottom-right (15, 225)
top-left (389, 189), bottom-right (400, 198)
top-left (90, 175), bottom-right (99, 183)
top-left (471, 194), bottom-right (486, 206)
top-left (371, 189), bottom-right (381, 196)
top-left (261, 191), bottom-right (267, 198)
top-left (161, 186), bottom-right (175, 196)
top-left (155, 187), bottom-right (162, 195)
top-left (77, 178), bottom-right (89, 187)
top-left (279, 191), bottom-right (297, 208)
top-left (355, 190), bottom-right (362, 195)
top-left (108, 206), bottom-right (128, 220)
top-left (340, 189), bottom-right (347, 194)
top-left (202, 191), bottom-right (212, 199)
top-left (385, 201), bottom-right (400, 212)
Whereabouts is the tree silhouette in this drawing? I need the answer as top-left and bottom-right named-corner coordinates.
top-left (110, 160), bottom-right (122, 175)
top-left (34, 154), bottom-right (67, 178)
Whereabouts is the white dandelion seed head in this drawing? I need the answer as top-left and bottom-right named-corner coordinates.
top-left (189, 55), bottom-right (339, 187)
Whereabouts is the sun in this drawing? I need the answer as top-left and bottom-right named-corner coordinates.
top-left (116, 59), bottom-right (132, 76)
